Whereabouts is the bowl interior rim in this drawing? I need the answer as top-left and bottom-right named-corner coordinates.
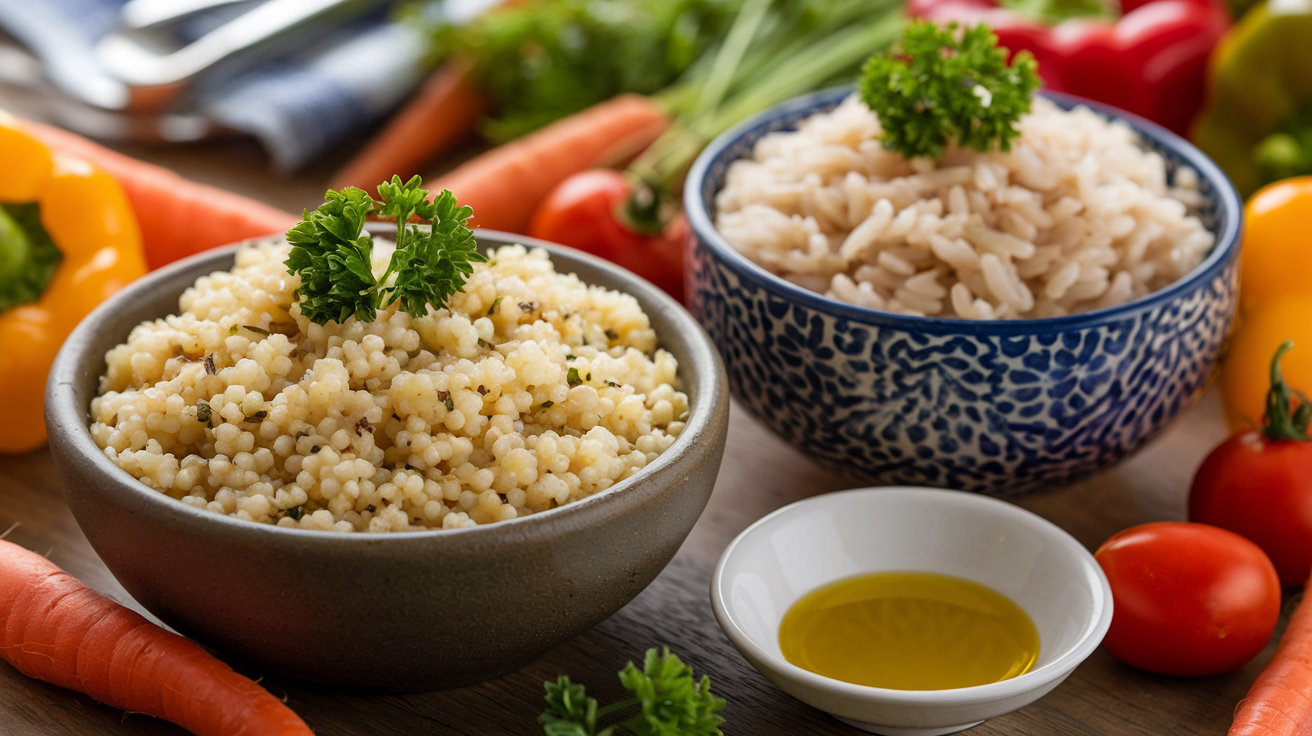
top-left (48, 229), bottom-right (724, 546)
top-left (684, 86), bottom-right (1243, 335)
top-left (710, 486), bottom-right (1114, 703)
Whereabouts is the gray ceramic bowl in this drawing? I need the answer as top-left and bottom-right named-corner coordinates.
top-left (685, 88), bottom-right (1241, 495)
top-left (45, 229), bottom-right (728, 691)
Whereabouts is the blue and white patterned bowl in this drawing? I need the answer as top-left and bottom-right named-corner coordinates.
top-left (684, 88), bottom-right (1242, 496)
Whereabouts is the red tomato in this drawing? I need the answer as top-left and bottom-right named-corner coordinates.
top-left (1094, 522), bottom-right (1280, 676)
top-left (1190, 431), bottom-right (1312, 587)
top-left (528, 169), bottom-right (686, 302)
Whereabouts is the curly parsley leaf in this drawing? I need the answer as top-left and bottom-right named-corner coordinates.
top-left (859, 21), bottom-right (1039, 160)
top-left (285, 187), bottom-right (378, 325)
top-left (541, 676), bottom-right (599, 736)
top-left (378, 179), bottom-right (484, 319)
top-left (428, 0), bottom-right (740, 143)
top-left (539, 648), bottom-right (725, 736)
top-left (619, 648), bottom-right (726, 736)
top-left (285, 176), bottom-right (484, 325)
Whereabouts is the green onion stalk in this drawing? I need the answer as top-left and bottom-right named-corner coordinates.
top-left (620, 0), bottom-right (907, 234)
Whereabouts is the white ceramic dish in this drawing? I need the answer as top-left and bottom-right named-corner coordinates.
top-left (710, 487), bottom-right (1113, 735)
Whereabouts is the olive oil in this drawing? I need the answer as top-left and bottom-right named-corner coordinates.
top-left (778, 571), bottom-right (1039, 690)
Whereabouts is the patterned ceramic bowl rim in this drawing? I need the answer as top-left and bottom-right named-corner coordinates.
top-left (684, 87), bottom-right (1243, 336)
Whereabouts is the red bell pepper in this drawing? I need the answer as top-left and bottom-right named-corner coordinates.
top-left (907, 0), bottom-right (1230, 136)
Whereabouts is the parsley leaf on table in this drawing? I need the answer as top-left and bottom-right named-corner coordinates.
top-left (859, 21), bottom-right (1040, 160)
top-left (541, 677), bottom-right (599, 736)
top-left (539, 648), bottom-right (726, 736)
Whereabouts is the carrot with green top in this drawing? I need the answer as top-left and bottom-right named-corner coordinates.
top-left (0, 539), bottom-right (313, 736)
top-left (330, 59), bottom-right (488, 197)
top-left (430, 93), bottom-right (670, 234)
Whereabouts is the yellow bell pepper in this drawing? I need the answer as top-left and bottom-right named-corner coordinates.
top-left (1239, 176), bottom-right (1312, 314)
top-left (0, 112), bottom-right (146, 453)
top-left (1222, 295), bottom-right (1312, 429)
top-left (1218, 176), bottom-right (1312, 430)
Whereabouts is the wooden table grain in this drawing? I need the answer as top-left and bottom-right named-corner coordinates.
top-left (0, 98), bottom-right (1274, 735)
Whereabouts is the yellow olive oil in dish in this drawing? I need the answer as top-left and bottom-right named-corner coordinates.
top-left (778, 571), bottom-right (1039, 690)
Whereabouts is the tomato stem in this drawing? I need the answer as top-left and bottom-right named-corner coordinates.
top-left (618, 181), bottom-right (672, 237)
top-left (1263, 340), bottom-right (1311, 442)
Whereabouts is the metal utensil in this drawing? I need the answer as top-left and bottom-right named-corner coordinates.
top-left (95, 0), bottom-right (392, 111)
top-left (121, 0), bottom-right (260, 31)
top-left (0, 35), bottom-right (216, 141)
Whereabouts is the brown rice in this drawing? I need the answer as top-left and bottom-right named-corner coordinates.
top-left (714, 96), bottom-right (1214, 320)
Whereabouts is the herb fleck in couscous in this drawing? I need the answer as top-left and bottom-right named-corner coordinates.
top-left (90, 242), bottom-right (687, 532)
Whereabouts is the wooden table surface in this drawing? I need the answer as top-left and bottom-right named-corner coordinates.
top-left (0, 91), bottom-right (1278, 735)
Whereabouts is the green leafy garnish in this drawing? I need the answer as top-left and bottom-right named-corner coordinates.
top-left (426, 0), bottom-right (740, 143)
top-left (285, 187), bottom-right (378, 325)
top-left (540, 648), bottom-right (726, 736)
top-left (285, 176), bottom-right (485, 326)
top-left (859, 21), bottom-right (1039, 160)
top-left (0, 203), bottom-right (62, 313)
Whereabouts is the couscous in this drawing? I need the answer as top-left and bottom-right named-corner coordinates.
top-left (90, 242), bottom-right (687, 532)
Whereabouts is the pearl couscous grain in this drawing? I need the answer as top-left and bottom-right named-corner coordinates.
top-left (91, 242), bottom-right (688, 532)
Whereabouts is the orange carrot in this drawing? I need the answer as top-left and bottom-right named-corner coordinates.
top-left (0, 540), bottom-right (313, 736)
top-left (331, 59), bottom-right (487, 197)
top-left (431, 93), bottom-right (670, 234)
top-left (1230, 571), bottom-right (1312, 735)
top-left (21, 120), bottom-right (298, 270)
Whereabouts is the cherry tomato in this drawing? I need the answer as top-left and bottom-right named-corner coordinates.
top-left (1190, 431), bottom-right (1312, 587)
top-left (1221, 295), bottom-right (1312, 431)
top-left (528, 169), bottom-right (686, 302)
top-left (1094, 522), bottom-right (1280, 676)
top-left (1196, 341), bottom-right (1312, 587)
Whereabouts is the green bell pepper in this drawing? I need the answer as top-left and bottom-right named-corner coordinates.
top-left (1192, 0), bottom-right (1312, 197)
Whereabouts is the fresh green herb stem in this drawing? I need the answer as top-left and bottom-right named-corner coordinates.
top-left (593, 697), bottom-right (641, 720)
top-left (630, 3), bottom-right (904, 198)
top-left (688, 0), bottom-right (776, 122)
top-left (539, 648), bottom-right (725, 736)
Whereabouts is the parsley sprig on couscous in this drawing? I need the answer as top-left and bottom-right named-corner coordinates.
top-left (285, 176), bottom-right (484, 325)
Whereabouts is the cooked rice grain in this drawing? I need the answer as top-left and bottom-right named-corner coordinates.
top-left (715, 96), bottom-right (1214, 320)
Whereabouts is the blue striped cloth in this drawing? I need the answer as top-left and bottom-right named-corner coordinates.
top-left (0, 0), bottom-right (429, 173)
